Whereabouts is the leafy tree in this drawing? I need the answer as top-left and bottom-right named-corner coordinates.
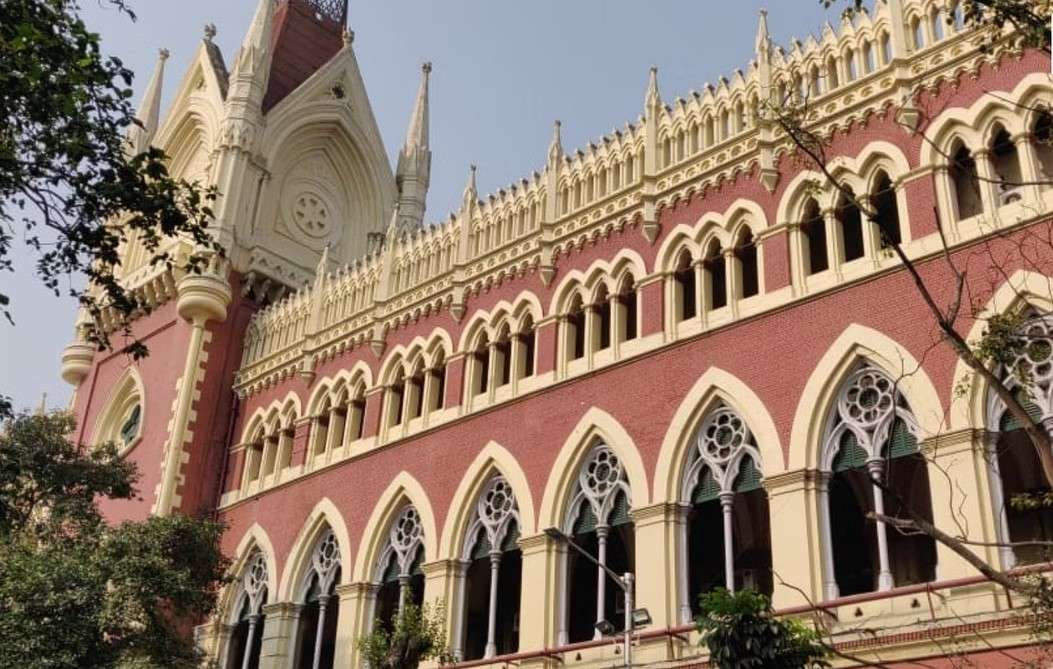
top-left (696, 589), bottom-right (829, 669)
top-left (0, 411), bottom-right (229, 669)
top-left (358, 601), bottom-right (452, 669)
top-left (0, 0), bottom-right (221, 415)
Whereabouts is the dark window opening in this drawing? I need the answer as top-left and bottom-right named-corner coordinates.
top-left (294, 570), bottom-right (340, 669)
top-left (871, 173), bottom-right (901, 247)
top-left (462, 526), bottom-right (522, 660)
top-left (408, 374), bottom-right (424, 421)
top-left (568, 299), bottom-right (586, 360)
top-left (496, 337), bottom-right (512, 387)
top-left (1032, 112), bottom-right (1053, 182)
top-left (996, 428), bottom-right (1053, 565)
top-left (990, 127), bottom-right (1022, 199)
top-left (389, 378), bottom-right (405, 427)
top-left (566, 497), bottom-right (635, 643)
top-left (735, 231), bottom-right (759, 298)
top-left (474, 337), bottom-right (490, 395)
top-left (950, 143), bottom-right (983, 219)
top-left (520, 324), bottom-right (536, 379)
top-left (619, 277), bottom-right (638, 342)
top-left (838, 191), bottom-right (865, 262)
top-left (675, 252), bottom-right (697, 320)
top-left (802, 200), bottom-right (829, 274)
top-left (227, 601), bottom-right (265, 669)
top-left (598, 298), bottom-right (612, 350)
top-left (429, 366), bottom-right (446, 412)
top-left (704, 243), bottom-right (727, 310)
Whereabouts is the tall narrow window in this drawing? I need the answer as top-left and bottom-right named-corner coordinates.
top-left (801, 199), bottom-right (829, 275)
top-left (880, 32), bottom-right (892, 65)
top-left (950, 141), bottom-right (983, 220)
top-left (374, 507), bottom-right (426, 632)
top-left (312, 399), bottom-right (331, 455)
top-left (347, 391), bottom-right (366, 442)
top-left (293, 531), bottom-right (341, 669)
top-left (734, 229), bottom-right (759, 299)
top-left (826, 56), bottom-right (839, 90)
top-left (459, 477), bottom-right (522, 661)
top-left (912, 17), bottom-right (924, 50)
top-left (819, 366), bottom-right (937, 599)
top-left (494, 327), bottom-right (512, 387)
top-left (407, 365), bottom-right (425, 422)
top-left (617, 275), bottom-right (638, 342)
top-left (473, 335), bottom-right (491, 395)
top-left (674, 250), bottom-right (697, 321)
top-left (683, 406), bottom-right (772, 620)
top-left (703, 240), bottom-right (727, 310)
top-left (518, 317), bottom-right (536, 380)
top-left (562, 444), bottom-right (634, 645)
top-left (931, 11), bottom-right (945, 41)
top-left (837, 188), bottom-right (865, 262)
top-left (595, 284), bottom-right (611, 351)
top-left (388, 370), bottom-right (406, 427)
top-left (567, 296), bottom-right (586, 361)
top-left (863, 42), bottom-right (876, 73)
top-left (226, 553), bottom-right (268, 669)
top-left (870, 171), bottom-right (901, 247)
top-left (990, 126), bottom-right (1023, 205)
top-left (1032, 112), bottom-right (1053, 182)
top-left (427, 355), bottom-right (447, 413)
top-left (845, 49), bottom-right (857, 81)
top-left (988, 312), bottom-right (1053, 568)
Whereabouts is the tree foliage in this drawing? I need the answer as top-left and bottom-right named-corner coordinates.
top-left (0, 412), bottom-right (229, 669)
top-left (0, 0), bottom-right (219, 352)
top-left (358, 601), bottom-right (452, 669)
top-left (696, 589), bottom-right (829, 669)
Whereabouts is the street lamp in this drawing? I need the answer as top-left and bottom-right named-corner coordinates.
top-left (544, 527), bottom-right (651, 667)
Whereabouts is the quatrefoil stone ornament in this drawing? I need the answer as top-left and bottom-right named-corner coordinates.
top-left (580, 446), bottom-right (623, 499)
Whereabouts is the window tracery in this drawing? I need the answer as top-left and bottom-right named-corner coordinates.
top-left (227, 552), bottom-right (268, 669)
top-left (373, 505), bottom-right (426, 629)
top-left (293, 530), bottom-right (341, 669)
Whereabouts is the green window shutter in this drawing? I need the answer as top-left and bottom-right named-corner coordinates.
top-left (833, 430), bottom-right (868, 472)
top-left (610, 491), bottom-right (632, 527)
top-left (382, 554), bottom-right (401, 584)
top-left (886, 418), bottom-right (918, 460)
top-left (501, 521), bottom-right (520, 552)
top-left (1000, 388), bottom-right (1043, 432)
top-left (471, 528), bottom-right (492, 560)
top-left (573, 501), bottom-right (597, 535)
top-left (733, 457), bottom-right (763, 493)
top-left (693, 468), bottom-right (720, 503)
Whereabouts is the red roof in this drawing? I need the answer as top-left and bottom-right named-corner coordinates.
top-left (263, 0), bottom-right (345, 113)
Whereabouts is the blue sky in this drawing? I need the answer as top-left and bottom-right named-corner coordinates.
top-left (0, 0), bottom-right (846, 411)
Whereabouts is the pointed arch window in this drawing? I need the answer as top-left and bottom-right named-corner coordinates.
top-left (870, 171), bottom-right (901, 247)
top-left (92, 370), bottom-right (144, 455)
top-left (472, 333), bottom-right (491, 395)
top-left (990, 125), bottom-right (1023, 205)
top-left (733, 229), bottom-right (759, 299)
top-left (1031, 111), bottom-right (1053, 182)
top-left (674, 250), bottom-right (698, 321)
top-left (703, 240), bottom-right (727, 311)
top-left (801, 198), bottom-right (828, 275)
top-left (560, 443), bottom-right (634, 644)
top-left (226, 552), bottom-right (268, 669)
top-left (293, 531), bottom-right (342, 669)
top-left (566, 295), bottom-right (586, 361)
top-left (616, 274), bottom-right (639, 343)
top-left (986, 311), bottom-right (1053, 568)
top-left (950, 141), bottom-right (983, 220)
top-left (818, 366), bottom-right (937, 599)
top-left (459, 476), bottom-right (522, 661)
top-left (680, 405), bottom-right (771, 622)
top-left (515, 316), bottom-right (536, 380)
top-left (836, 187), bottom-right (865, 262)
top-left (374, 506), bottom-right (426, 631)
top-left (594, 284), bottom-right (612, 351)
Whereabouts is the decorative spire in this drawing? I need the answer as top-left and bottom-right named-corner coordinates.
top-left (315, 243), bottom-right (330, 284)
top-left (395, 62), bottom-right (433, 232)
top-left (402, 62), bottom-right (431, 155)
top-left (203, 23), bottom-right (217, 43)
top-left (462, 164), bottom-right (478, 208)
top-left (755, 9), bottom-right (771, 56)
top-left (547, 120), bottom-right (563, 165)
top-left (127, 48), bottom-right (169, 154)
top-left (645, 66), bottom-right (661, 115)
top-left (231, 0), bottom-right (274, 81)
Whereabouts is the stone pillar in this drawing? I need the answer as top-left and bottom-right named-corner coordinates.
top-left (764, 470), bottom-right (824, 608)
top-left (629, 503), bottom-right (680, 630)
top-left (257, 602), bottom-right (302, 669)
top-left (334, 582), bottom-right (375, 669)
top-left (517, 533), bottom-right (561, 654)
top-left (420, 559), bottom-right (462, 649)
top-left (921, 429), bottom-right (1003, 579)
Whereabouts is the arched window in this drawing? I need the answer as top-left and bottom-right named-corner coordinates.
top-left (951, 2), bottom-right (965, 31)
top-left (733, 228), bottom-right (759, 299)
top-left (863, 41), bottom-right (876, 74)
top-left (472, 333), bottom-right (491, 396)
top-left (565, 295), bottom-right (586, 361)
top-left (293, 531), bottom-right (341, 669)
top-left (801, 198), bottom-right (829, 275)
top-left (681, 405), bottom-right (772, 621)
top-left (598, 284), bottom-right (614, 353)
top-left (226, 552), bottom-right (268, 669)
top-left (950, 141), bottom-right (983, 220)
top-left (312, 397), bottom-right (332, 456)
top-left (845, 49), bottom-right (857, 81)
top-left (705, 117), bottom-right (716, 147)
top-left (836, 187), bottom-right (865, 262)
top-left (426, 352), bottom-right (447, 413)
top-left (374, 506), bottom-right (426, 631)
top-left (92, 370), bottom-right (144, 454)
top-left (387, 368), bottom-right (406, 427)
top-left (1031, 111), bottom-right (1053, 181)
top-left (810, 66), bottom-right (822, 97)
top-left (703, 240), bottom-right (727, 311)
top-left (879, 32), bottom-right (892, 65)
top-left (826, 56), bottom-right (840, 90)
top-left (911, 17), bottom-right (925, 50)
top-left (870, 171), bottom-right (902, 247)
top-left (493, 325), bottom-right (512, 388)
top-left (987, 312), bottom-right (1053, 568)
top-left (561, 443), bottom-right (634, 644)
top-left (931, 11), bottom-right (945, 41)
top-left (515, 316), bottom-right (536, 380)
top-left (818, 366), bottom-right (937, 598)
top-left (674, 250), bottom-right (697, 321)
top-left (990, 125), bottom-right (1023, 205)
top-left (459, 477), bottom-right (522, 661)
top-left (616, 274), bottom-right (639, 343)
top-left (721, 110), bottom-right (731, 140)
top-left (405, 361), bottom-right (426, 422)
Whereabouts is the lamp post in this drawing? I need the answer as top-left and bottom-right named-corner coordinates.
top-left (544, 527), bottom-right (650, 667)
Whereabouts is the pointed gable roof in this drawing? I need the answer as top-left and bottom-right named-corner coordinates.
top-left (263, 0), bottom-right (347, 113)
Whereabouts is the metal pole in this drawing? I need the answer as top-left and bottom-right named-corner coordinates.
top-left (623, 572), bottom-right (634, 668)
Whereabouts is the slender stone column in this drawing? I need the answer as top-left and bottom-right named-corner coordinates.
top-left (485, 551), bottom-right (502, 658)
top-left (867, 460), bottom-right (895, 591)
top-left (719, 491), bottom-right (736, 591)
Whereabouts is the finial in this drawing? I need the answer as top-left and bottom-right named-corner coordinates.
top-left (203, 23), bottom-right (217, 42)
top-left (645, 66), bottom-right (661, 111)
top-left (422, 61), bottom-right (432, 75)
top-left (548, 120), bottom-right (563, 163)
top-left (159, 48), bottom-right (171, 61)
top-left (317, 242), bottom-right (331, 276)
top-left (463, 163), bottom-right (478, 204)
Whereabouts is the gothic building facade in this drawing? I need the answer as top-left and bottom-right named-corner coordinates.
top-left (60, 0), bottom-right (1053, 666)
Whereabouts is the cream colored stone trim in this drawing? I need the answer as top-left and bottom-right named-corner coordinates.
top-left (350, 471), bottom-right (438, 583)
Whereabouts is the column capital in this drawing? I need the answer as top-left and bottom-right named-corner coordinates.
top-left (919, 427), bottom-right (983, 456)
top-left (762, 468), bottom-right (820, 494)
top-left (336, 581), bottom-right (378, 598)
top-left (261, 601), bottom-right (303, 618)
top-left (516, 532), bottom-right (553, 554)
top-left (629, 501), bottom-right (681, 525)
